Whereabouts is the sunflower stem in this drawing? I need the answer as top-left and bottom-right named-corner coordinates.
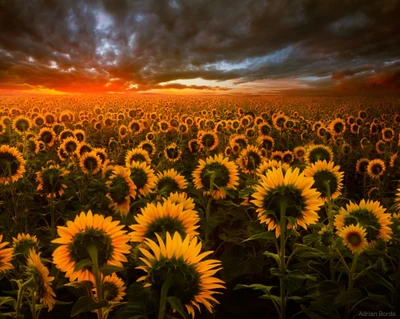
top-left (87, 244), bottom-right (104, 319)
top-left (158, 275), bottom-right (172, 319)
top-left (205, 173), bottom-right (216, 243)
top-left (345, 253), bottom-right (359, 319)
top-left (279, 201), bottom-right (287, 319)
top-left (324, 181), bottom-right (335, 281)
top-left (15, 277), bottom-right (35, 317)
top-left (30, 293), bottom-right (38, 319)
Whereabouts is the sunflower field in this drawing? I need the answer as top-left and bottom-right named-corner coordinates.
top-left (0, 95), bottom-right (399, 319)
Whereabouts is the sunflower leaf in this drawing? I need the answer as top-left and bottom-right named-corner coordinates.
top-left (243, 231), bottom-right (276, 242)
top-left (71, 296), bottom-right (108, 317)
top-left (73, 259), bottom-right (92, 272)
top-left (264, 251), bottom-right (281, 265)
top-left (167, 296), bottom-right (188, 319)
top-left (100, 265), bottom-right (125, 276)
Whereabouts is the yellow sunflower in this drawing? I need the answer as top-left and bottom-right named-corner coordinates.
top-left (188, 139), bottom-right (201, 154)
top-left (303, 160), bottom-right (344, 201)
top-left (13, 233), bottom-right (39, 263)
top-left (192, 154), bottom-right (239, 200)
top-left (79, 151), bottom-right (102, 175)
top-left (106, 166), bottom-right (137, 216)
top-left (381, 127), bottom-right (395, 142)
top-left (38, 128), bottom-right (56, 147)
top-left (293, 146), bottom-right (306, 160)
top-left (164, 143), bottom-right (182, 162)
top-left (127, 161), bottom-right (156, 198)
top-left (256, 159), bottom-right (290, 177)
top-left (257, 135), bottom-right (275, 152)
top-left (12, 115), bottom-right (32, 134)
top-left (329, 118), bottom-right (346, 136)
top-left (129, 196), bottom-right (200, 242)
top-left (355, 158), bottom-right (370, 174)
top-left (0, 234), bottom-right (13, 273)
top-left (198, 130), bottom-right (219, 151)
top-left (338, 224), bottom-right (369, 254)
top-left (0, 145), bottom-right (26, 185)
top-left (136, 232), bottom-right (225, 318)
top-left (154, 168), bottom-right (187, 197)
top-left (25, 249), bottom-right (56, 311)
top-left (52, 210), bottom-right (131, 282)
top-left (76, 142), bottom-right (93, 157)
top-left (304, 144), bottom-right (334, 165)
top-left (138, 140), bottom-right (156, 157)
top-left (334, 199), bottom-right (392, 243)
top-left (367, 159), bottom-right (386, 179)
top-left (236, 145), bottom-right (264, 174)
top-left (93, 273), bottom-right (126, 302)
top-left (36, 164), bottom-right (69, 197)
top-left (125, 148), bottom-right (152, 166)
top-left (251, 167), bottom-right (323, 237)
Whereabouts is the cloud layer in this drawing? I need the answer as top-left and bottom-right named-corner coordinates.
top-left (0, 0), bottom-right (399, 94)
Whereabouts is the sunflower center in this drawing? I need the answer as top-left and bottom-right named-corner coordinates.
top-left (41, 131), bottom-right (53, 143)
top-left (371, 164), bottom-right (383, 175)
top-left (65, 141), bottom-right (77, 153)
top-left (262, 187), bottom-right (305, 221)
top-left (201, 134), bottom-right (215, 148)
top-left (0, 152), bottom-right (19, 177)
top-left (334, 122), bottom-right (344, 133)
top-left (344, 209), bottom-right (381, 242)
top-left (84, 157), bottom-right (100, 172)
top-left (109, 176), bottom-right (130, 204)
top-left (130, 168), bottom-right (148, 189)
top-left (16, 119), bottom-right (30, 132)
top-left (103, 282), bottom-right (119, 301)
top-left (312, 170), bottom-right (338, 197)
top-left (346, 232), bottom-right (362, 247)
top-left (201, 163), bottom-right (230, 189)
top-left (150, 259), bottom-right (200, 305)
top-left (144, 216), bottom-right (186, 241)
top-left (68, 229), bottom-right (113, 267)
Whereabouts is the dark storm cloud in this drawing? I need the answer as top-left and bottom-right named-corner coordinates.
top-left (0, 0), bottom-right (399, 93)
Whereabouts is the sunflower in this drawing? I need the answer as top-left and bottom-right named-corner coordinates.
top-left (128, 120), bottom-right (143, 135)
top-left (38, 128), bottom-right (56, 147)
top-left (44, 112), bottom-right (56, 126)
top-left (198, 131), bottom-right (219, 151)
top-left (188, 139), bottom-right (201, 154)
top-left (60, 136), bottom-right (79, 156)
top-left (329, 118), bottom-right (346, 136)
top-left (389, 153), bottom-right (400, 168)
top-left (164, 143), bottom-right (182, 162)
top-left (251, 167), bottom-right (323, 237)
top-left (93, 273), bottom-right (126, 302)
top-left (73, 129), bottom-right (86, 142)
top-left (24, 250), bottom-right (56, 311)
top-left (257, 135), bottom-right (275, 152)
top-left (235, 145), bottom-right (264, 174)
top-left (304, 144), bottom-right (334, 165)
top-left (52, 210), bottom-right (131, 282)
top-left (93, 148), bottom-right (108, 166)
top-left (355, 158), bottom-right (370, 174)
top-left (154, 168), bottom-right (187, 197)
top-left (282, 150), bottom-right (295, 164)
top-left (367, 159), bottom-right (386, 179)
top-left (256, 159), bottom-right (290, 177)
top-left (0, 145), bottom-right (26, 185)
top-left (258, 123), bottom-right (271, 136)
top-left (12, 233), bottom-right (39, 263)
top-left (395, 188), bottom-right (400, 210)
top-left (26, 138), bottom-right (40, 154)
top-left (36, 164), bottom-right (69, 197)
top-left (106, 166), bottom-right (137, 216)
top-left (317, 126), bottom-right (327, 139)
top-left (270, 151), bottom-right (284, 162)
top-left (127, 161), bottom-right (156, 198)
top-left (129, 196), bottom-right (200, 242)
top-left (381, 127), bottom-right (394, 142)
top-left (138, 140), bottom-right (156, 157)
top-left (193, 154), bottom-right (239, 200)
top-left (375, 140), bottom-right (387, 154)
top-left (59, 129), bottom-right (75, 142)
top-left (334, 199), bottom-right (392, 243)
top-left (303, 160), bottom-right (344, 201)
top-left (272, 114), bottom-right (288, 131)
top-left (76, 142), bottom-right (93, 157)
top-left (230, 134), bottom-right (248, 149)
top-left (293, 146), bottom-right (306, 160)
top-left (118, 125), bottom-right (129, 139)
top-left (125, 148), bottom-right (152, 166)
top-left (0, 234), bottom-right (13, 273)
top-left (12, 115), bottom-right (32, 134)
top-left (79, 151), bottom-right (102, 175)
top-left (338, 224), bottom-right (369, 254)
top-left (136, 232), bottom-right (224, 318)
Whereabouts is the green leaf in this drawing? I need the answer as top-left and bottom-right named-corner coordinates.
top-left (239, 187), bottom-right (255, 198)
top-left (0, 296), bottom-right (15, 307)
top-left (334, 288), bottom-right (361, 306)
top-left (317, 280), bottom-right (341, 307)
top-left (100, 265), bottom-right (124, 276)
top-left (234, 284), bottom-right (275, 294)
top-left (64, 280), bottom-right (94, 290)
top-left (263, 251), bottom-right (281, 265)
top-left (71, 296), bottom-right (108, 317)
top-left (270, 267), bottom-right (282, 277)
top-left (73, 259), bottom-right (92, 272)
top-left (303, 233), bottom-right (321, 246)
top-left (283, 269), bottom-right (317, 294)
top-left (366, 272), bottom-right (396, 293)
top-left (167, 297), bottom-right (188, 319)
top-left (243, 231), bottom-right (276, 242)
top-left (300, 305), bottom-right (325, 319)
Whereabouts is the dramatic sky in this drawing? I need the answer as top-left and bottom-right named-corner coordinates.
top-left (1, 0), bottom-right (399, 95)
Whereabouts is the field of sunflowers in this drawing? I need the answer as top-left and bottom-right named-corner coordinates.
top-left (0, 95), bottom-right (399, 319)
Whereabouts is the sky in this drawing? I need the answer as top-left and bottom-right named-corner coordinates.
top-left (0, 0), bottom-right (399, 95)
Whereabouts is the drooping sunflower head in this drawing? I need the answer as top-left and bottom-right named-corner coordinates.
top-left (125, 148), bottom-right (152, 166)
top-left (236, 145), bottom-right (264, 174)
top-left (303, 160), bottom-right (344, 201)
top-left (36, 164), bottom-right (69, 197)
top-left (0, 234), bottom-right (13, 273)
top-left (318, 226), bottom-right (335, 247)
top-left (79, 151), bottom-right (102, 175)
top-left (136, 232), bottom-right (225, 318)
top-left (127, 161), bottom-right (156, 197)
top-left (367, 159), bottom-right (386, 179)
top-left (334, 199), bottom-right (392, 243)
top-left (94, 273), bottom-right (127, 302)
top-left (0, 145), bottom-right (26, 185)
top-left (338, 224), bottom-right (369, 254)
top-left (304, 144), bottom-right (334, 165)
top-left (129, 196), bottom-right (200, 242)
top-left (106, 166), bottom-right (137, 216)
top-left (154, 168), bottom-right (187, 197)
top-left (24, 249), bottom-right (56, 311)
top-left (251, 167), bottom-right (323, 237)
top-left (193, 154), bottom-right (239, 200)
top-left (52, 210), bottom-right (131, 282)
top-left (12, 233), bottom-right (40, 263)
